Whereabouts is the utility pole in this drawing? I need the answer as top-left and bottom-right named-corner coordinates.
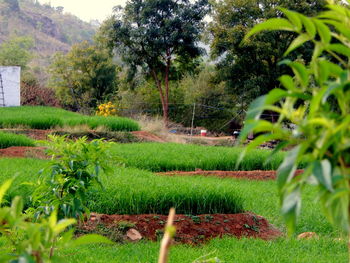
top-left (190, 103), bottom-right (196, 141)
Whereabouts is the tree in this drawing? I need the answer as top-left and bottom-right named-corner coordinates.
top-left (109, 0), bottom-right (210, 125)
top-left (49, 41), bottom-right (119, 112)
top-left (0, 36), bottom-right (33, 69)
top-left (240, 1), bottom-right (350, 240)
top-left (209, 0), bottom-right (327, 111)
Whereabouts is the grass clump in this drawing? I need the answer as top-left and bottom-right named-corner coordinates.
top-left (0, 106), bottom-right (140, 131)
top-left (110, 143), bottom-right (285, 172)
top-left (0, 132), bottom-right (35, 149)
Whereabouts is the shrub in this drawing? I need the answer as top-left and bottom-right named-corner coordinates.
top-left (21, 83), bottom-right (60, 107)
top-left (31, 135), bottom-right (115, 220)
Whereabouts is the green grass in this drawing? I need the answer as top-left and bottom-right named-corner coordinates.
top-left (0, 158), bottom-right (338, 234)
top-left (0, 159), bottom-right (244, 215)
top-left (0, 236), bottom-right (346, 263)
top-left (110, 143), bottom-right (285, 171)
top-left (0, 106), bottom-right (140, 131)
top-left (57, 237), bottom-right (346, 263)
top-left (0, 158), bottom-right (346, 262)
top-left (0, 131), bottom-right (35, 149)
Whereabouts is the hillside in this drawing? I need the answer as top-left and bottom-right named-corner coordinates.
top-left (0, 0), bottom-right (97, 67)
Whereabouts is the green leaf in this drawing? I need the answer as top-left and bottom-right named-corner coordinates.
top-left (10, 196), bottom-right (23, 218)
top-left (281, 187), bottom-right (301, 235)
top-left (313, 19), bottom-right (331, 44)
top-left (327, 44), bottom-right (350, 57)
top-left (278, 8), bottom-right (302, 31)
top-left (244, 18), bottom-right (294, 41)
top-left (71, 234), bottom-right (114, 247)
top-left (245, 89), bottom-right (287, 121)
top-left (0, 179), bottom-right (12, 204)
top-left (311, 42), bottom-right (324, 63)
top-left (312, 160), bottom-right (333, 192)
top-left (277, 146), bottom-right (300, 190)
top-left (284, 34), bottom-right (311, 56)
top-left (289, 62), bottom-right (309, 87)
top-left (279, 75), bottom-right (297, 92)
top-left (321, 20), bottom-right (350, 39)
top-left (299, 14), bottom-right (316, 38)
top-left (54, 218), bottom-right (76, 235)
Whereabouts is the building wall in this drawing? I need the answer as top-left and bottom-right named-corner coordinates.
top-left (0, 66), bottom-right (21, 107)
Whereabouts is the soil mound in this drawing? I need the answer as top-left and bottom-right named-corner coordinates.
top-left (81, 212), bottom-right (282, 245)
top-left (158, 169), bottom-right (303, 180)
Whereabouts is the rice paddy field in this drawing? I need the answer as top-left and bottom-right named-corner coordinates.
top-left (0, 108), bottom-right (346, 262)
top-left (0, 106), bottom-right (140, 131)
top-left (0, 131), bottom-right (35, 148)
top-left (0, 157), bottom-right (346, 262)
top-left (110, 143), bottom-right (285, 171)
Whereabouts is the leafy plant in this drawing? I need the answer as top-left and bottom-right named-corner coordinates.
top-left (31, 135), bottom-right (115, 220)
top-left (241, 0), bottom-right (350, 235)
top-left (0, 179), bottom-right (113, 263)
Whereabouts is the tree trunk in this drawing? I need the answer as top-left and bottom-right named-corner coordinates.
top-left (163, 49), bottom-right (171, 127)
top-left (151, 69), bottom-right (169, 127)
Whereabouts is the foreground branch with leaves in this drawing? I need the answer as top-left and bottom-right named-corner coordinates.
top-left (240, 0), bottom-right (350, 238)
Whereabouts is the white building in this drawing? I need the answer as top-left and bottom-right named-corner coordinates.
top-left (0, 66), bottom-right (21, 107)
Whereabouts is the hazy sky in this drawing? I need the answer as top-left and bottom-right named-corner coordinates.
top-left (38, 0), bottom-right (127, 22)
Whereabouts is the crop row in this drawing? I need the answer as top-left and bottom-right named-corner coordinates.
top-left (110, 143), bottom-right (285, 172)
top-left (0, 158), bottom-right (244, 215)
top-left (0, 106), bottom-right (140, 131)
top-left (0, 131), bottom-right (35, 149)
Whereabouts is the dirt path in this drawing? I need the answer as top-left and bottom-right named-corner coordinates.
top-left (82, 212), bottom-right (282, 244)
top-left (131, 131), bottom-right (167, 142)
top-left (158, 169), bottom-right (303, 180)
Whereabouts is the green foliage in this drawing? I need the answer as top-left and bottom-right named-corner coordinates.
top-left (58, 236), bottom-right (346, 263)
top-left (209, 0), bottom-right (327, 110)
top-left (109, 0), bottom-right (210, 123)
top-left (0, 106), bottom-right (140, 131)
top-left (30, 135), bottom-right (115, 220)
top-left (241, 1), bottom-right (350, 234)
top-left (0, 36), bottom-right (33, 69)
top-left (0, 179), bottom-right (113, 263)
top-left (109, 143), bottom-right (285, 172)
top-left (49, 41), bottom-right (119, 111)
top-left (0, 131), bottom-right (35, 149)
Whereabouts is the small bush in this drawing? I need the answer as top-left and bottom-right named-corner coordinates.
top-left (21, 83), bottom-right (60, 107)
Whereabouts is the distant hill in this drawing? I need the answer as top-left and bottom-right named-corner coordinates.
top-left (0, 0), bottom-right (97, 68)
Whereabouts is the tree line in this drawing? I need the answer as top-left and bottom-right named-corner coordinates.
top-left (1, 0), bottom-right (329, 132)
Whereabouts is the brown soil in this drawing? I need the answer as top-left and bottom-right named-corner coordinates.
top-left (0, 146), bottom-right (47, 159)
top-left (131, 131), bottom-right (167, 142)
top-left (158, 169), bottom-right (304, 180)
top-left (82, 212), bottom-right (282, 244)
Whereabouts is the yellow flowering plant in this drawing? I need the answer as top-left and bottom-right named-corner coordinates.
top-left (96, 102), bottom-right (118, 117)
